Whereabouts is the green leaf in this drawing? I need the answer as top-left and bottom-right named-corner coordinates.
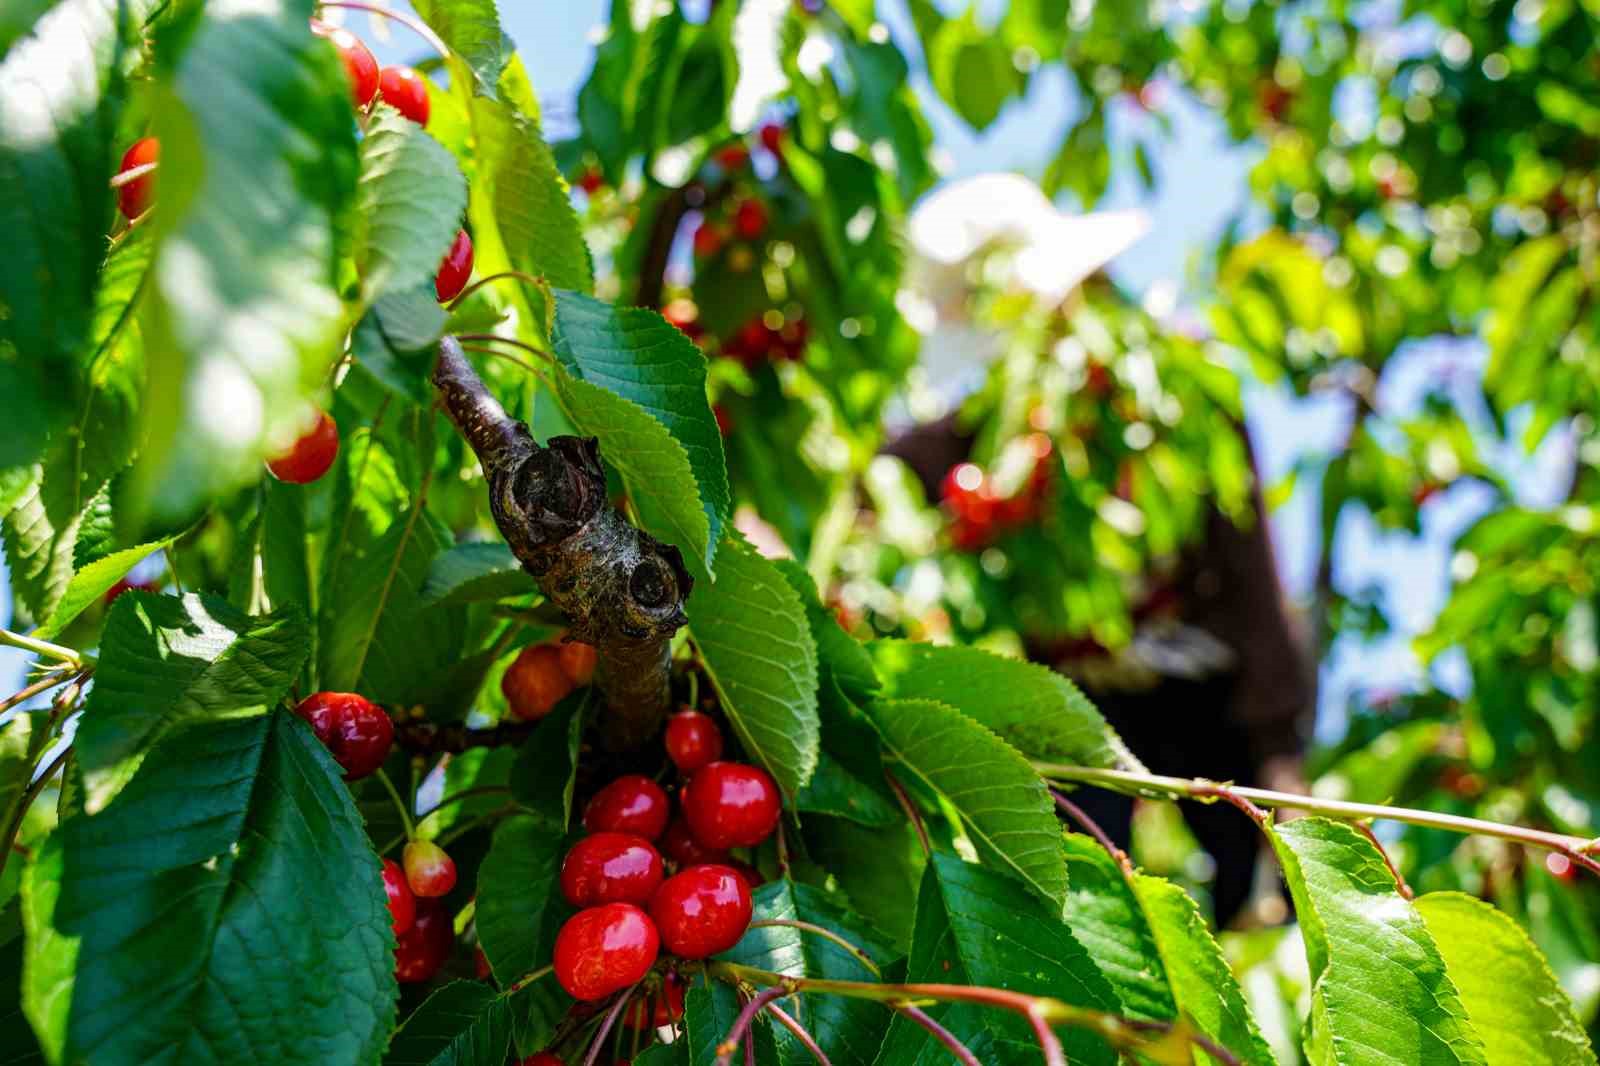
top-left (871, 640), bottom-right (1138, 770)
top-left (0, 903), bottom-right (45, 1065)
top-left (507, 973), bottom-right (572, 1059)
top-left (795, 751), bottom-right (901, 826)
top-left (725, 880), bottom-right (897, 1066)
top-left (683, 976), bottom-right (779, 1064)
top-left (351, 286), bottom-right (450, 406)
top-left (75, 592), bottom-right (310, 813)
top-left (475, 814), bottom-right (569, 985)
top-left (508, 692), bottom-right (586, 827)
top-left (925, 12), bottom-right (1019, 131)
top-left (32, 537), bottom-right (172, 639)
top-left (802, 816), bottom-right (925, 951)
top-left (775, 560), bottom-right (879, 697)
top-left (57, 710), bottom-right (395, 1066)
top-left (356, 108), bottom-right (468, 302)
top-left (410, 0), bottom-right (506, 92)
top-left (421, 541), bottom-right (537, 607)
top-left (384, 980), bottom-right (513, 1066)
top-left (552, 290), bottom-right (731, 572)
top-left (865, 697), bottom-right (1067, 907)
top-left (1060, 835), bottom-right (1174, 1022)
top-left (875, 852), bottom-right (1119, 1065)
top-left (1270, 818), bottom-right (1487, 1066)
top-left (20, 833), bottom-right (77, 1064)
top-left (136, 0), bottom-right (359, 517)
top-left (687, 534), bottom-right (820, 799)
top-left (1415, 892), bottom-right (1596, 1066)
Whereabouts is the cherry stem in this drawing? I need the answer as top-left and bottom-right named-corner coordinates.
top-left (458, 343), bottom-right (546, 380)
top-left (0, 744), bottom-right (71, 881)
top-left (316, 1), bottom-right (451, 62)
top-left (0, 628), bottom-right (84, 669)
top-left (747, 920), bottom-right (881, 978)
top-left (1354, 821), bottom-right (1413, 900)
top-left (884, 769), bottom-right (931, 858)
top-left (582, 984), bottom-right (637, 1066)
top-left (375, 768), bottom-right (416, 838)
top-left (1027, 1004), bottom-right (1066, 1066)
top-left (456, 333), bottom-right (554, 364)
top-left (714, 985), bottom-right (788, 1066)
top-left (1051, 789), bottom-right (1134, 877)
top-left (764, 1001), bottom-right (833, 1066)
top-left (447, 271), bottom-right (549, 310)
top-left (420, 785), bottom-right (512, 821)
top-left (1036, 762), bottom-right (1600, 880)
top-left (108, 161), bottom-right (157, 188)
top-left (502, 963), bottom-right (553, 995)
top-left (895, 1005), bottom-right (981, 1066)
top-left (0, 666), bottom-right (74, 715)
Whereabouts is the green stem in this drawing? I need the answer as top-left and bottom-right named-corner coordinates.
top-left (375, 768), bottom-right (416, 838)
top-left (0, 668), bottom-right (73, 715)
top-left (502, 963), bottom-right (553, 995)
top-left (0, 629), bottom-right (83, 668)
top-left (434, 804), bottom-right (517, 848)
top-left (447, 271), bottom-right (548, 310)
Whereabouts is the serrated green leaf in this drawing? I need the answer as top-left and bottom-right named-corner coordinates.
top-left (1416, 891), bottom-right (1596, 1066)
top-left (802, 815), bottom-right (925, 951)
top-left (1061, 834), bottom-right (1174, 1022)
top-left (872, 640), bottom-right (1138, 770)
top-left (0, 902), bottom-right (46, 1065)
top-left (384, 980), bottom-right (512, 1066)
top-left (687, 534), bottom-right (820, 798)
top-left (684, 976), bottom-right (780, 1064)
top-left (795, 752), bottom-right (901, 826)
top-left (775, 559), bottom-right (879, 697)
top-left (0, 716), bottom-right (31, 838)
top-left (19, 833), bottom-right (76, 1064)
top-left (421, 541), bottom-right (537, 607)
top-left (865, 697), bottom-right (1067, 907)
top-left (75, 592), bottom-right (310, 813)
top-left (411, 0), bottom-right (506, 93)
top-left (57, 710), bottom-right (395, 1066)
top-left (551, 290), bottom-right (731, 572)
top-left (508, 691), bottom-right (585, 827)
top-left (507, 973), bottom-right (572, 1058)
top-left (1270, 818), bottom-right (1487, 1066)
top-left (874, 852), bottom-right (1119, 1066)
top-left (356, 107), bottom-right (468, 302)
top-left (475, 814), bottom-right (570, 985)
top-left (351, 286), bottom-right (450, 406)
top-left (32, 537), bottom-right (171, 639)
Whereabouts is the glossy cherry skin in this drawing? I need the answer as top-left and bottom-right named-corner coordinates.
top-left (664, 710), bottom-right (723, 774)
top-left (116, 137), bottom-right (159, 219)
top-left (404, 839), bottom-right (458, 898)
top-left (660, 815), bottom-right (729, 868)
top-left (560, 832), bottom-right (663, 907)
top-left (311, 20), bottom-right (379, 108)
top-left (378, 65), bottom-right (430, 126)
top-left (552, 903), bottom-right (660, 1001)
top-left (648, 864), bottom-right (753, 959)
top-left (293, 691), bottom-right (392, 780)
top-left (557, 640), bottom-right (597, 685)
top-left (733, 198), bottom-right (768, 239)
top-left (501, 644), bottom-right (573, 721)
top-left (382, 858), bottom-right (415, 935)
top-left (584, 775), bottom-right (670, 840)
top-left (395, 900), bottom-right (453, 982)
top-left (623, 972), bottom-right (685, 1030)
top-left (435, 229), bottom-right (474, 301)
top-left (266, 410), bottom-right (340, 484)
top-left (680, 762), bottom-right (781, 849)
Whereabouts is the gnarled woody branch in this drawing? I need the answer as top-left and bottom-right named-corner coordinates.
top-left (433, 336), bottom-right (693, 748)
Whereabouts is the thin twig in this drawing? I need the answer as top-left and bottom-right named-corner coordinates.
top-left (1193, 782), bottom-right (1271, 827)
top-left (895, 1005), bottom-right (981, 1066)
top-left (1027, 1003), bottom-right (1067, 1066)
top-left (459, 344), bottom-right (545, 379)
top-left (393, 717), bottom-right (538, 754)
top-left (884, 769), bottom-right (931, 858)
top-left (765, 1002), bottom-right (833, 1065)
top-left (748, 919), bottom-right (881, 977)
top-left (0, 745), bottom-right (71, 881)
top-left (582, 985), bottom-right (637, 1066)
top-left (714, 985), bottom-right (788, 1066)
top-left (0, 668), bottom-right (74, 715)
top-left (456, 333), bottom-right (553, 363)
top-left (1052, 789), bottom-right (1134, 876)
top-left (503, 964), bottom-right (554, 995)
top-left (0, 629), bottom-right (83, 668)
top-left (1354, 821), bottom-right (1413, 900)
top-left (447, 271), bottom-right (548, 310)
top-left (375, 768), bottom-right (416, 837)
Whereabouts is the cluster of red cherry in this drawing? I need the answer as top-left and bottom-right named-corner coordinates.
top-left (939, 433), bottom-right (1056, 552)
top-left (661, 300), bottom-right (810, 370)
top-left (501, 638), bottom-right (599, 720)
top-left (109, 18), bottom-right (477, 490)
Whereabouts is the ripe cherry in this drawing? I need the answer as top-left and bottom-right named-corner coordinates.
top-left (665, 710), bottom-right (723, 774)
top-left (692, 220), bottom-right (725, 259)
top-left (115, 137), bottom-right (159, 220)
top-left (403, 839), bottom-right (458, 898)
top-left (378, 65), bottom-right (430, 126)
top-left (649, 864), bottom-right (753, 959)
top-left (623, 973), bottom-right (686, 1030)
top-left (474, 945), bottom-right (493, 981)
top-left (266, 410), bottom-right (340, 484)
top-left (724, 859), bottom-right (764, 891)
top-left (382, 857), bottom-right (415, 935)
top-left (577, 167), bottom-right (605, 195)
top-left (560, 832), bottom-right (665, 907)
top-left (714, 143), bottom-right (749, 170)
top-left (680, 761), bottom-right (781, 849)
top-left (501, 644), bottom-right (573, 721)
top-left (660, 815), bottom-right (729, 867)
top-left (584, 775), bottom-right (670, 841)
top-left (395, 900), bottom-right (454, 982)
top-left (104, 578), bottom-right (158, 604)
top-left (552, 903), bottom-right (660, 1001)
top-left (435, 229), bottom-right (474, 302)
top-left (733, 198), bottom-right (769, 240)
top-left (558, 640), bottom-right (598, 685)
top-left (759, 122), bottom-right (785, 155)
top-left (518, 1056), bottom-right (564, 1066)
top-left (292, 691), bottom-right (392, 780)
top-left (311, 20), bottom-right (380, 108)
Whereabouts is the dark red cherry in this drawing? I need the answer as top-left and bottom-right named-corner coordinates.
top-left (584, 775), bottom-right (670, 841)
top-left (660, 815), bottom-right (729, 868)
top-left (501, 644), bottom-right (574, 722)
top-left (292, 691), bottom-right (392, 780)
top-left (266, 410), bottom-right (340, 484)
top-left (558, 641), bottom-right (597, 685)
top-left (311, 20), bottom-right (379, 108)
top-left (377, 65), bottom-right (430, 126)
top-left (664, 710), bottom-right (723, 774)
top-left (403, 839), bottom-right (457, 898)
top-left (759, 122), bottom-right (785, 155)
top-left (733, 198), bottom-right (768, 239)
top-left (395, 900), bottom-right (453, 982)
top-left (435, 229), bottom-right (474, 302)
top-left (692, 221), bottom-right (725, 259)
top-left (560, 832), bottom-right (665, 908)
top-left (519, 1056), bottom-right (564, 1066)
top-left (714, 143), bottom-right (749, 170)
top-left (382, 857), bottom-right (415, 935)
top-left (623, 972), bottom-right (686, 1030)
top-left (116, 137), bottom-right (160, 219)
top-left (552, 903), bottom-right (659, 1001)
top-left (680, 762), bottom-right (780, 849)
top-left (649, 864), bottom-right (753, 959)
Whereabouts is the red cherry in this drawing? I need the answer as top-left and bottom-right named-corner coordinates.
top-left (378, 65), bottom-right (430, 126)
top-left (519, 1056), bottom-right (564, 1066)
top-left (665, 710), bottom-right (723, 774)
top-left (560, 832), bottom-right (665, 907)
top-left (403, 839), bottom-right (458, 898)
top-left (115, 137), bottom-right (159, 220)
top-left (733, 198), bottom-right (769, 240)
top-left (558, 640), bottom-right (598, 685)
top-left (759, 122), bottom-right (784, 155)
top-left (474, 945), bottom-right (493, 981)
top-left (584, 775), bottom-right (670, 841)
top-left (649, 864), bottom-right (753, 958)
top-left (680, 762), bottom-right (781, 849)
top-left (713, 405), bottom-right (732, 436)
top-left (395, 900), bottom-right (454, 982)
top-left (266, 410), bottom-right (340, 484)
top-left (723, 859), bottom-right (764, 891)
top-left (577, 168), bottom-right (605, 195)
top-left (552, 903), bottom-right (660, 1001)
top-left (502, 644), bottom-right (574, 721)
top-left (714, 143), bottom-right (749, 170)
top-left (104, 578), bottom-right (158, 604)
top-left (292, 691), bottom-right (393, 780)
top-left (692, 221), bottom-right (725, 259)
top-left (660, 815), bottom-right (730, 868)
top-left (382, 858), bottom-right (416, 935)
top-left (948, 516), bottom-right (994, 552)
top-left (311, 20), bottom-right (379, 108)
top-left (623, 973), bottom-right (686, 1030)
top-left (435, 229), bottom-right (474, 302)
